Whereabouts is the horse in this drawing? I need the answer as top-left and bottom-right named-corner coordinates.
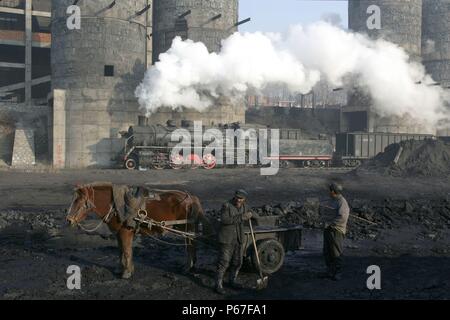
top-left (66, 182), bottom-right (210, 279)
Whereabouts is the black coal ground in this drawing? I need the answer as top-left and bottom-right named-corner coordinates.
top-left (0, 168), bottom-right (449, 300)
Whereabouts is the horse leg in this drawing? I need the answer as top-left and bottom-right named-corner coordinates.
top-left (184, 221), bottom-right (198, 273)
top-left (184, 238), bottom-right (197, 273)
top-left (119, 228), bottom-right (135, 279)
top-left (184, 200), bottom-right (204, 272)
top-left (115, 234), bottom-right (124, 275)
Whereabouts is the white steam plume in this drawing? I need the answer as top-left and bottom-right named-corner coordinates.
top-left (136, 22), bottom-right (449, 127)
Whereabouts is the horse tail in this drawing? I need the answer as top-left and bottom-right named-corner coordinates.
top-left (190, 195), bottom-right (215, 238)
top-left (180, 191), bottom-right (214, 238)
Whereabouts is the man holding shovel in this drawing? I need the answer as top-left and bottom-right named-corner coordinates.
top-left (323, 183), bottom-right (350, 281)
top-left (215, 189), bottom-right (252, 294)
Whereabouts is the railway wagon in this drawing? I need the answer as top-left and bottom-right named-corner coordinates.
top-left (335, 132), bottom-right (435, 167)
top-left (438, 128), bottom-right (450, 143)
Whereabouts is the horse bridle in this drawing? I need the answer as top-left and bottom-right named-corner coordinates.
top-left (68, 187), bottom-right (96, 221)
top-left (69, 186), bottom-right (114, 231)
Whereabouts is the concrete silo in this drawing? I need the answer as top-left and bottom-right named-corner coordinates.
top-left (148, 0), bottom-right (245, 127)
top-left (344, 0), bottom-right (424, 133)
top-left (51, 0), bottom-right (148, 168)
top-left (152, 0), bottom-right (238, 62)
top-left (422, 0), bottom-right (450, 87)
top-left (348, 0), bottom-right (422, 60)
top-left (422, 0), bottom-right (450, 137)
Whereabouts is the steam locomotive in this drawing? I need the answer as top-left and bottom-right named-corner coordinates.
top-left (120, 120), bottom-right (334, 170)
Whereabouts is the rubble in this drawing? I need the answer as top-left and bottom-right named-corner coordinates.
top-left (0, 210), bottom-right (60, 232)
top-left (2, 195), bottom-right (449, 243)
top-left (206, 197), bottom-right (450, 240)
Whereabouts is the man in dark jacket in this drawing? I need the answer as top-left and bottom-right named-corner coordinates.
top-left (323, 182), bottom-right (350, 281)
top-left (215, 189), bottom-right (252, 294)
top-left (124, 186), bottom-right (146, 229)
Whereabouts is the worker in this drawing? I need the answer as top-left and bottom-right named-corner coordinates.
top-left (323, 182), bottom-right (350, 281)
top-left (215, 189), bottom-right (253, 294)
top-left (124, 186), bottom-right (146, 229)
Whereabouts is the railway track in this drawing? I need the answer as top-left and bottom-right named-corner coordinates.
top-left (134, 165), bottom-right (356, 172)
top-left (293, 167), bottom-right (354, 171)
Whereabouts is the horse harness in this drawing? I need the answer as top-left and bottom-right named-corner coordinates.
top-left (77, 204), bottom-right (115, 233)
top-left (133, 210), bottom-right (196, 239)
top-left (74, 185), bottom-right (197, 241)
top-left (75, 186), bottom-right (116, 232)
top-left (132, 191), bottom-right (197, 240)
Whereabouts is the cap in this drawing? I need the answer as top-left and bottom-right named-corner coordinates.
top-left (235, 189), bottom-right (248, 199)
top-left (329, 182), bottom-right (343, 194)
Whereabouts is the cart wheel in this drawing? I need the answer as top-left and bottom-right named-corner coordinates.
top-left (251, 239), bottom-right (285, 275)
top-left (125, 158), bottom-right (137, 170)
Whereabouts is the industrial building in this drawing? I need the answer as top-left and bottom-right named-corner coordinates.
top-left (345, 0), bottom-right (424, 133)
top-left (51, 0), bottom-right (245, 168)
top-left (0, 0), bottom-right (244, 168)
top-left (422, 0), bottom-right (450, 89)
top-left (345, 0), bottom-right (450, 134)
top-left (148, 0), bottom-right (245, 128)
top-left (0, 0), bottom-right (51, 105)
top-left (51, 0), bottom-right (148, 168)
top-left (0, 0), bottom-right (449, 168)
top-left (0, 0), bottom-right (51, 167)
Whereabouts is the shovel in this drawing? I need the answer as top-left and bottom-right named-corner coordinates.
top-left (319, 204), bottom-right (378, 225)
top-left (248, 219), bottom-right (269, 290)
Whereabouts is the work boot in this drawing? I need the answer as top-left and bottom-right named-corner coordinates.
top-left (229, 271), bottom-right (244, 290)
top-left (318, 267), bottom-right (334, 279)
top-left (329, 262), bottom-right (343, 281)
top-left (215, 274), bottom-right (225, 295)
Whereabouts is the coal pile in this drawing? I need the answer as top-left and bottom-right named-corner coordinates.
top-left (206, 197), bottom-right (450, 240)
top-left (346, 198), bottom-right (450, 240)
top-left (206, 199), bottom-right (334, 227)
top-left (0, 210), bottom-right (61, 232)
top-left (357, 139), bottom-right (450, 177)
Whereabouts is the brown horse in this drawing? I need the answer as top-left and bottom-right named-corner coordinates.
top-left (66, 182), bottom-right (209, 279)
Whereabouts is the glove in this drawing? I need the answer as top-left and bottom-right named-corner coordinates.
top-left (242, 211), bottom-right (253, 220)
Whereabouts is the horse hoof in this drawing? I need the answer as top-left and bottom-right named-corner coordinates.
top-left (122, 271), bottom-right (133, 279)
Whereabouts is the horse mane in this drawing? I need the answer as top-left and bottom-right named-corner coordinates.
top-left (77, 182), bottom-right (114, 190)
top-left (150, 189), bottom-right (190, 196)
top-left (76, 183), bottom-right (190, 205)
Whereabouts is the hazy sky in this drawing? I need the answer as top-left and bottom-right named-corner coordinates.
top-left (239, 0), bottom-right (349, 33)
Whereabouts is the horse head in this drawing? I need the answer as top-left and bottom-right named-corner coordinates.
top-left (66, 185), bottom-right (96, 227)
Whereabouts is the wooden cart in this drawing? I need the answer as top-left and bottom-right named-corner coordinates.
top-left (241, 216), bottom-right (302, 274)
